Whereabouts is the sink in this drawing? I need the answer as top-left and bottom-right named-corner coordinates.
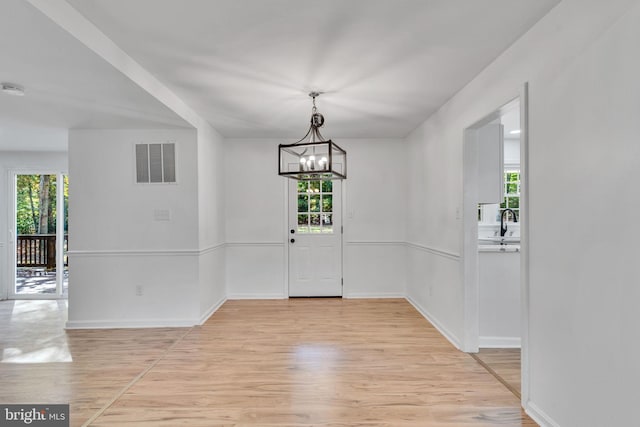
top-left (478, 236), bottom-right (521, 252)
top-left (478, 236), bottom-right (520, 245)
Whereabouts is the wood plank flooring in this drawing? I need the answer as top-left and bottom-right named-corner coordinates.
top-left (472, 349), bottom-right (522, 399)
top-left (0, 299), bottom-right (536, 426)
top-left (0, 300), bottom-right (187, 426)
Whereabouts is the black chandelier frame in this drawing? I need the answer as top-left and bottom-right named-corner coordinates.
top-left (278, 92), bottom-right (347, 181)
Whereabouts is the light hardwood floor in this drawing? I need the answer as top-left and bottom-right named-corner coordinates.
top-left (0, 299), bottom-right (536, 426)
top-left (472, 349), bottom-right (522, 399)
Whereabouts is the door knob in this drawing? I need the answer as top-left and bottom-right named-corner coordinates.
top-left (290, 229), bottom-right (295, 234)
top-left (290, 238), bottom-right (295, 243)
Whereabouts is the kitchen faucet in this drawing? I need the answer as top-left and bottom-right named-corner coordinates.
top-left (500, 209), bottom-right (518, 237)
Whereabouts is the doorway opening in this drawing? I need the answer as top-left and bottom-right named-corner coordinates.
top-left (462, 84), bottom-right (529, 403)
top-left (11, 172), bottom-right (68, 298)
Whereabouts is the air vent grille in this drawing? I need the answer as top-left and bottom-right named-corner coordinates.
top-left (135, 143), bottom-right (176, 183)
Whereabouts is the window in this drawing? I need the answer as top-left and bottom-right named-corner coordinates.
top-left (501, 170), bottom-right (520, 219)
top-left (297, 180), bottom-right (333, 233)
top-left (478, 169), bottom-right (520, 223)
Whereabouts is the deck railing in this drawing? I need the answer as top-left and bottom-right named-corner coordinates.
top-left (16, 234), bottom-right (68, 270)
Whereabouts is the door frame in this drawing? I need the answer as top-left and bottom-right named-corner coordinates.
top-left (461, 83), bottom-right (530, 406)
top-left (7, 169), bottom-right (68, 300)
top-left (283, 177), bottom-right (346, 297)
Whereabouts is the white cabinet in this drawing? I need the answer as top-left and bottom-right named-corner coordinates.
top-left (478, 250), bottom-right (520, 347)
top-left (477, 123), bottom-right (504, 204)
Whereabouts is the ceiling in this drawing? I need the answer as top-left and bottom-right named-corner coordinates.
top-left (0, 0), bottom-right (189, 150)
top-left (2, 0), bottom-right (560, 149)
top-left (66, 0), bottom-right (559, 138)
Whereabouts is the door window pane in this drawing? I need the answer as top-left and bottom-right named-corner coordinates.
top-left (309, 181), bottom-right (321, 193)
top-left (322, 195), bottom-right (332, 213)
top-left (298, 195), bottom-right (308, 212)
top-left (322, 214), bottom-right (333, 233)
top-left (309, 194), bottom-right (321, 212)
top-left (297, 214), bottom-right (309, 233)
top-left (310, 214), bottom-right (322, 233)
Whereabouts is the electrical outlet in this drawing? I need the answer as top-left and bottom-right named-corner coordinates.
top-left (135, 285), bottom-right (143, 296)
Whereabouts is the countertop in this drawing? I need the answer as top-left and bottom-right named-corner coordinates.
top-left (478, 244), bottom-right (520, 253)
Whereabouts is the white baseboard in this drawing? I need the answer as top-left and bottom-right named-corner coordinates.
top-left (66, 318), bottom-right (196, 329)
top-left (479, 336), bottom-right (521, 348)
top-left (405, 296), bottom-right (462, 350)
top-left (227, 293), bottom-right (286, 300)
top-left (198, 296), bottom-right (227, 325)
top-left (343, 292), bottom-right (405, 299)
top-left (66, 296), bottom-right (228, 329)
top-left (228, 293), bottom-right (404, 299)
top-left (525, 401), bottom-right (561, 427)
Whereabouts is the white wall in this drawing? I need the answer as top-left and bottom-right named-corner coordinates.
top-left (341, 139), bottom-right (406, 298)
top-left (405, 0), bottom-right (640, 425)
top-left (0, 150), bottom-right (68, 299)
top-left (224, 138), bottom-right (406, 299)
top-left (67, 129), bottom-right (201, 327)
top-left (0, 127), bottom-right (68, 152)
top-left (69, 129), bottom-right (199, 251)
top-left (504, 138), bottom-right (520, 165)
top-left (196, 123), bottom-right (227, 320)
top-left (224, 139), bottom-right (285, 298)
top-left (405, 115), bottom-right (464, 347)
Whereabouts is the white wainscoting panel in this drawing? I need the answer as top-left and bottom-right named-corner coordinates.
top-left (199, 243), bottom-right (227, 323)
top-left (226, 243), bottom-right (286, 299)
top-left (67, 251), bottom-right (200, 328)
top-left (405, 243), bottom-right (463, 349)
top-left (343, 242), bottom-right (406, 298)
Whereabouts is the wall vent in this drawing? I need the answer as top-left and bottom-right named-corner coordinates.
top-left (135, 143), bottom-right (176, 183)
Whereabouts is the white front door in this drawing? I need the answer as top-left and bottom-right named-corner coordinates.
top-left (288, 179), bottom-right (342, 297)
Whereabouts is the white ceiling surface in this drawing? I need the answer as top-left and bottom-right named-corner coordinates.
top-left (67, 0), bottom-right (560, 139)
top-left (0, 0), bottom-right (189, 151)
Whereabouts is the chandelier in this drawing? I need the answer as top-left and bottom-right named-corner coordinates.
top-left (278, 92), bottom-right (347, 180)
